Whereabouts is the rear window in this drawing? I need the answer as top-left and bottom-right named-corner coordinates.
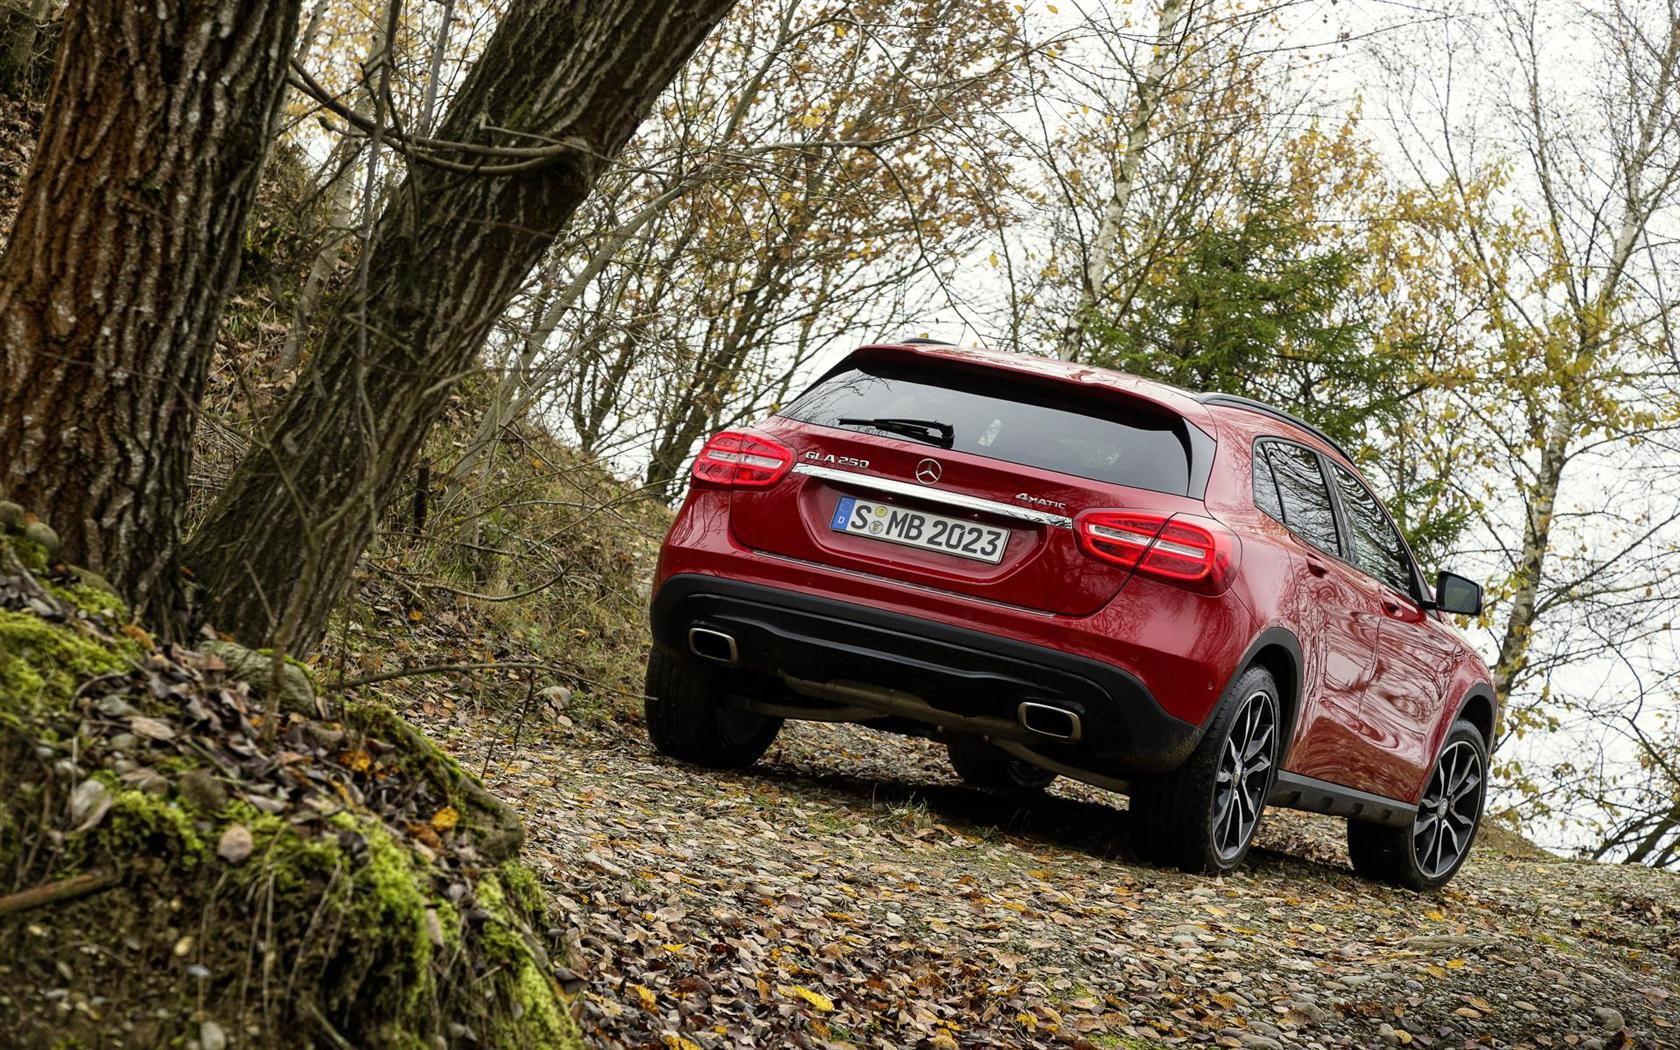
top-left (781, 362), bottom-right (1198, 494)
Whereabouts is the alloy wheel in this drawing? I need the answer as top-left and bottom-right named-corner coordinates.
top-left (1212, 690), bottom-right (1276, 861)
top-left (1413, 740), bottom-right (1483, 879)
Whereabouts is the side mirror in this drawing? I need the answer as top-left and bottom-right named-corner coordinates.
top-left (1432, 570), bottom-right (1483, 616)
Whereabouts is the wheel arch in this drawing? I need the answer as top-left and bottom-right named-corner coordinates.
top-left (1232, 627), bottom-right (1303, 762)
top-left (1453, 682), bottom-right (1498, 751)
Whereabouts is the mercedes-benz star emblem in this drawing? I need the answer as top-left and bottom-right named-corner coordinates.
top-left (914, 458), bottom-right (943, 485)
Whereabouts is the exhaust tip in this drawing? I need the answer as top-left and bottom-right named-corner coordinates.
top-left (1019, 701), bottom-right (1081, 742)
top-left (687, 627), bottom-right (739, 666)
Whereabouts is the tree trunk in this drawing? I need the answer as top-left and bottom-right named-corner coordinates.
top-left (1058, 0), bottom-right (1196, 362)
top-left (1490, 411), bottom-right (1571, 708)
top-left (0, 0), bottom-right (301, 624)
top-left (183, 0), bottom-right (737, 651)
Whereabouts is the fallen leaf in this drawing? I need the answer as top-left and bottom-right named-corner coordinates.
top-left (130, 716), bottom-right (175, 741)
top-left (431, 806), bottom-right (460, 833)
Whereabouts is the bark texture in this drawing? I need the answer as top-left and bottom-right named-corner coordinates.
top-left (0, 0), bottom-right (302, 622)
top-left (184, 0), bottom-right (738, 650)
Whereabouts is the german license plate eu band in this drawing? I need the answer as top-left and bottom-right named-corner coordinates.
top-left (830, 496), bottom-right (1008, 564)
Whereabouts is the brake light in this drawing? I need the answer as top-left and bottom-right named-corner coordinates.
top-left (1076, 510), bottom-right (1238, 593)
top-left (691, 430), bottom-right (795, 489)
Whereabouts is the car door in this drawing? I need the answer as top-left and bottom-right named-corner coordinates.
top-left (1324, 462), bottom-right (1457, 800)
top-left (1256, 440), bottom-right (1381, 788)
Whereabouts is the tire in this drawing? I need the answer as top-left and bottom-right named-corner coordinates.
top-left (1129, 665), bottom-right (1282, 874)
top-left (946, 734), bottom-right (1058, 791)
top-left (1348, 719), bottom-right (1487, 891)
top-left (644, 646), bottom-right (781, 769)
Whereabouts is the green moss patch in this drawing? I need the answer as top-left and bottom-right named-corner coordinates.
top-left (0, 527), bottom-right (583, 1049)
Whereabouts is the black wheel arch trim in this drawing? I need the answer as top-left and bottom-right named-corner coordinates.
top-left (1451, 682), bottom-right (1499, 751)
top-left (1222, 626), bottom-right (1304, 764)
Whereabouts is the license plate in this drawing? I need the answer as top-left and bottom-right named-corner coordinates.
top-left (829, 496), bottom-right (1008, 564)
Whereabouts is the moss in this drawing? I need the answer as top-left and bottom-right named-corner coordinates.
top-left (0, 608), bottom-right (128, 719)
top-left (478, 866), bottom-right (585, 1050)
top-left (0, 566), bottom-right (582, 1050)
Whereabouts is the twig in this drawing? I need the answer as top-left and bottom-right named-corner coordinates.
top-left (334, 660), bottom-right (566, 690)
top-left (0, 870), bottom-right (119, 917)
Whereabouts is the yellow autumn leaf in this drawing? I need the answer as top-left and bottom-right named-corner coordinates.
top-left (1423, 909), bottom-right (1446, 921)
top-left (1446, 958), bottom-right (1467, 969)
top-left (663, 1036), bottom-right (701, 1050)
top-left (339, 749), bottom-right (373, 774)
top-left (408, 609), bottom-right (424, 622)
top-left (632, 984), bottom-right (656, 1010)
top-left (930, 1033), bottom-right (958, 1050)
top-left (779, 984), bottom-right (834, 1012)
top-left (430, 806), bottom-right (460, 833)
top-left (1016, 1012), bottom-right (1038, 1030)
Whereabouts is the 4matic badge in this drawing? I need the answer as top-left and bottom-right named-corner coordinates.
top-left (1015, 492), bottom-right (1067, 511)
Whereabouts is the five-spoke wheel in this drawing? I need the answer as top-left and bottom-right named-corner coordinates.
top-left (1349, 719), bottom-right (1488, 890)
top-left (1131, 665), bottom-right (1282, 874)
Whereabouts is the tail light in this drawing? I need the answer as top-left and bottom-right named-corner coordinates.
top-left (691, 430), bottom-right (795, 489)
top-left (1075, 510), bottom-right (1238, 594)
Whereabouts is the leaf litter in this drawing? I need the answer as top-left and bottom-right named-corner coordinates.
top-left (421, 710), bottom-right (1680, 1050)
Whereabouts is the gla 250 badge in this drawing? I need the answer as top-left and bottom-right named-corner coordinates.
top-left (803, 451), bottom-right (870, 469)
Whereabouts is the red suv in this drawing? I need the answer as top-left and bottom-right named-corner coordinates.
top-left (647, 341), bottom-right (1496, 889)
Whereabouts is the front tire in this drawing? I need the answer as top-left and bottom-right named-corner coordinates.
top-left (644, 647), bottom-right (781, 769)
top-left (946, 734), bottom-right (1058, 791)
top-left (1348, 719), bottom-right (1487, 890)
top-left (1129, 666), bottom-right (1281, 874)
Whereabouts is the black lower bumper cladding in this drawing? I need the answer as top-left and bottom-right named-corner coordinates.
top-left (650, 574), bottom-right (1201, 776)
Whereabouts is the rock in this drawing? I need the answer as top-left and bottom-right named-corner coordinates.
top-left (21, 521), bottom-right (59, 556)
top-left (177, 768), bottom-right (228, 813)
top-left (1377, 1022), bottom-right (1400, 1044)
top-left (200, 640), bottom-right (317, 716)
top-left (94, 695), bottom-right (135, 718)
top-left (1240, 1034), bottom-right (1284, 1050)
top-left (1592, 1007), bottom-right (1624, 1030)
top-left (199, 1019), bottom-right (227, 1050)
top-left (216, 824), bottom-right (253, 864)
top-left (68, 778), bottom-right (113, 831)
top-left (1514, 1000), bottom-right (1541, 1013)
top-left (0, 500), bottom-right (23, 531)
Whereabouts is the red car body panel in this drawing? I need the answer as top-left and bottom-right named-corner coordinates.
top-left (652, 343), bottom-right (1496, 809)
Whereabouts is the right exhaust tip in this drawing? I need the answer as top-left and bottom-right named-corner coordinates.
top-left (1019, 701), bottom-right (1082, 742)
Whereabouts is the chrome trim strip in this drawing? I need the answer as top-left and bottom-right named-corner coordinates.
top-left (792, 462), bottom-right (1074, 528)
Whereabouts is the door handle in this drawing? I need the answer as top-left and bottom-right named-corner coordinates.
top-left (1305, 559), bottom-right (1329, 577)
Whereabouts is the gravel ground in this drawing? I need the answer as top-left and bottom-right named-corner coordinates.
top-left (428, 714), bottom-right (1680, 1050)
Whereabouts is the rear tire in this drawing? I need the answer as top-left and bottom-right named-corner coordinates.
top-left (945, 734), bottom-right (1058, 791)
top-left (1348, 719), bottom-right (1487, 891)
top-left (1129, 665), bottom-right (1281, 874)
top-left (644, 647), bottom-right (781, 769)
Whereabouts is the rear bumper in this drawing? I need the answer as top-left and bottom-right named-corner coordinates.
top-left (651, 574), bottom-right (1203, 776)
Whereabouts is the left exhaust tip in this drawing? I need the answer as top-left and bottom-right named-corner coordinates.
top-left (687, 627), bottom-right (739, 666)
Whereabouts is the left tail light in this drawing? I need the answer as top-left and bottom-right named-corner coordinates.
top-left (691, 430), bottom-right (795, 489)
top-left (1075, 510), bottom-right (1239, 594)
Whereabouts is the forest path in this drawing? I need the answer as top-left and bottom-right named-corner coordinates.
top-left (430, 716), bottom-right (1680, 1050)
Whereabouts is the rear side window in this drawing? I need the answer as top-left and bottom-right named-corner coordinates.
top-left (1251, 444), bottom-right (1285, 520)
top-left (1328, 464), bottom-right (1416, 595)
top-left (1263, 441), bottom-right (1340, 556)
top-left (782, 362), bottom-right (1199, 494)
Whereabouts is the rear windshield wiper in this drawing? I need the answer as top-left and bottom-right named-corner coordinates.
top-left (837, 416), bottom-right (955, 448)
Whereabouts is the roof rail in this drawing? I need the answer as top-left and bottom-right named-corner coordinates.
top-left (899, 337), bottom-right (956, 346)
top-left (1196, 392), bottom-right (1354, 462)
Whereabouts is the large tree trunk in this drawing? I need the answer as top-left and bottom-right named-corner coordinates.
top-left (183, 0), bottom-right (737, 651)
top-left (0, 0), bottom-right (301, 623)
